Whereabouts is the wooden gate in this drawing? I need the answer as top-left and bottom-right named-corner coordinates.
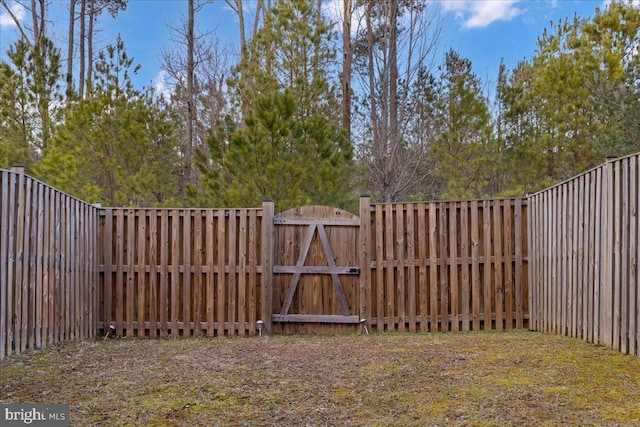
top-left (268, 205), bottom-right (361, 334)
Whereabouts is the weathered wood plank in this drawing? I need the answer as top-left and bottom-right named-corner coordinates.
top-left (273, 217), bottom-right (360, 226)
top-left (449, 202), bottom-right (459, 332)
top-left (273, 266), bottom-right (361, 274)
top-left (170, 209), bottom-right (180, 337)
top-left (25, 180), bottom-right (36, 348)
top-left (182, 210), bottom-right (192, 336)
top-left (635, 156), bottom-right (640, 356)
top-left (385, 204), bottom-right (395, 331)
top-left (47, 188), bottom-right (56, 344)
top-left (439, 203), bottom-right (449, 331)
top-left (0, 171), bottom-right (10, 359)
top-left (149, 211), bottom-right (158, 338)
top-left (261, 201), bottom-right (275, 334)
top-left (54, 191), bottom-right (62, 343)
top-left (417, 203), bottom-right (428, 332)
top-left (571, 179), bottom-right (579, 338)
top-left (272, 314), bottom-right (360, 324)
top-left (514, 198), bottom-right (523, 329)
top-left (217, 209), bottom-right (226, 336)
top-left (317, 224), bottom-right (351, 316)
top-left (493, 200), bottom-right (503, 331)
top-left (429, 203), bottom-right (439, 331)
top-left (406, 204), bottom-right (416, 332)
top-left (63, 196), bottom-right (72, 342)
top-left (237, 210), bottom-right (247, 336)
top-left (593, 168), bottom-right (603, 343)
top-left (602, 162), bottom-right (614, 346)
top-left (159, 210), bottom-right (169, 338)
top-left (470, 200), bottom-right (481, 331)
top-left (560, 184), bottom-right (568, 335)
top-left (375, 204), bottom-right (385, 331)
top-left (483, 200), bottom-right (492, 331)
top-left (41, 187), bottom-right (52, 345)
top-left (590, 170), bottom-right (599, 343)
top-left (460, 201), bottom-right (470, 331)
top-left (248, 210), bottom-right (258, 336)
top-left (359, 196), bottom-right (372, 328)
top-left (13, 168), bottom-right (26, 353)
top-left (550, 188), bottom-right (557, 334)
top-left (577, 175), bottom-right (586, 340)
top-left (137, 210), bottom-right (146, 338)
top-left (631, 158), bottom-right (638, 356)
top-left (70, 200), bottom-right (77, 341)
top-left (35, 183), bottom-right (44, 347)
top-left (205, 210), bottom-right (215, 336)
top-left (227, 210), bottom-right (237, 335)
top-left (620, 159), bottom-right (629, 354)
top-left (504, 200), bottom-right (513, 330)
top-left (395, 205), bottom-right (406, 332)
top-left (280, 224), bottom-right (316, 315)
top-left (126, 209), bottom-right (135, 337)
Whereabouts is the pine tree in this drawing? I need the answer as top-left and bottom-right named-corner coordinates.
top-left (432, 50), bottom-right (496, 199)
top-left (39, 37), bottom-right (181, 206)
top-left (0, 36), bottom-right (62, 170)
top-left (196, 0), bottom-right (354, 210)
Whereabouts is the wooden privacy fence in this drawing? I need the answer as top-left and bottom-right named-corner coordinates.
top-left (529, 153), bottom-right (640, 357)
top-left (100, 198), bottom-right (529, 337)
top-left (1, 164), bottom-right (531, 359)
top-left (5, 153), bottom-right (640, 360)
top-left (1, 166), bottom-right (100, 360)
top-left (99, 207), bottom-right (263, 337)
top-left (361, 198), bottom-right (528, 333)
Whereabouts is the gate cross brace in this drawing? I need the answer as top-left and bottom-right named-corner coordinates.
top-left (279, 223), bottom-right (351, 316)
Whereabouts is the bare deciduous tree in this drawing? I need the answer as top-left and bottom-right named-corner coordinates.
top-left (354, 0), bottom-right (441, 202)
top-left (161, 1), bottom-right (230, 197)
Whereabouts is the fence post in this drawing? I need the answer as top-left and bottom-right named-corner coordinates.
top-left (261, 200), bottom-right (274, 335)
top-left (601, 158), bottom-right (615, 348)
top-left (359, 195), bottom-right (371, 328)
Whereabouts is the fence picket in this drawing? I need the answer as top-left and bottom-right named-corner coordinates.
top-left (395, 204), bottom-right (405, 332)
top-left (0, 171), bottom-right (9, 359)
top-left (417, 203), bottom-right (428, 332)
top-left (460, 201), bottom-right (470, 331)
top-left (470, 201), bottom-right (481, 331)
top-left (406, 204), bottom-right (416, 332)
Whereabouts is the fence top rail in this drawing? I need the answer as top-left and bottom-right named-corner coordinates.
top-left (99, 207), bottom-right (263, 216)
top-left (1, 167), bottom-right (102, 209)
top-left (369, 197), bottom-right (529, 209)
top-left (527, 152), bottom-right (640, 198)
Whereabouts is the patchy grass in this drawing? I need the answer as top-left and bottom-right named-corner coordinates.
top-left (2, 330), bottom-right (640, 426)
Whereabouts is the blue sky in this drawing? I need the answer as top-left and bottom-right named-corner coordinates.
top-left (0, 0), bottom-right (620, 93)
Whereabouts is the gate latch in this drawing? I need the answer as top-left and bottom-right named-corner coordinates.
top-left (348, 267), bottom-right (361, 275)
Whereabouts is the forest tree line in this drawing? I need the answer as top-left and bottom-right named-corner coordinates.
top-left (1, 0), bottom-right (639, 211)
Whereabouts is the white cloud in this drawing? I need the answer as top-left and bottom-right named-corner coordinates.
top-left (322, 0), bottom-right (365, 37)
top-left (0, 1), bottom-right (25, 28)
top-left (444, 0), bottom-right (522, 29)
top-left (153, 71), bottom-right (173, 99)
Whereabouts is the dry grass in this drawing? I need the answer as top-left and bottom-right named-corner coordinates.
top-left (2, 330), bottom-right (640, 426)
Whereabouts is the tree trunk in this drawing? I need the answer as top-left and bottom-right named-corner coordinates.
top-left (387, 0), bottom-right (399, 202)
top-left (183, 0), bottom-right (195, 195)
top-left (366, 0), bottom-right (378, 148)
top-left (79, 0), bottom-right (86, 98)
top-left (342, 0), bottom-right (352, 143)
top-left (67, 0), bottom-right (77, 98)
top-left (87, 0), bottom-right (95, 89)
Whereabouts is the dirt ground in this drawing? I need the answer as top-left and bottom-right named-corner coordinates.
top-left (1, 330), bottom-right (640, 426)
